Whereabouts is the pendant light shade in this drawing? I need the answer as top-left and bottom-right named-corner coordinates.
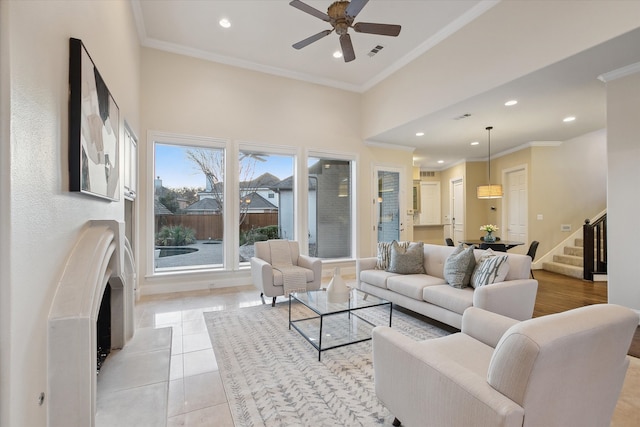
top-left (477, 126), bottom-right (503, 199)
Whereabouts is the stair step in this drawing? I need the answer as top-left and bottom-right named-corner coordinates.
top-left (574, 238), bottom-right (584, 248)
top-left (553, 254), bottom-right (583, 267)
top-left (564, 246), bottom-right (584, 257)
top-left (542, 261), bottom-right (584, 279)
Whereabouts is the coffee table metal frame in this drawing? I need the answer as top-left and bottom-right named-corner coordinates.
top-left (289, 288), bottom-right (392, 361)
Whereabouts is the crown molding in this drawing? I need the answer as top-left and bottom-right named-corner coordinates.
top-left (598, 62), bottom-right (640, 83)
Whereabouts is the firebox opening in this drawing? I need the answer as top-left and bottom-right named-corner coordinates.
top-left (96, 283), bottom-right (111, 373)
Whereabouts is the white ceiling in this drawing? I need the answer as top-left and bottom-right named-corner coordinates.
top-left (132, 0), bottom-right (640, 169)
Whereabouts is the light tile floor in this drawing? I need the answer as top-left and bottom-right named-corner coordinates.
top-left (135, 285), bottom-right (264, 427)
top-left (103, 284), bottom-right (639, 427)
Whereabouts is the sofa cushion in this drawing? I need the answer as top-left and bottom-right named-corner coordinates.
top-left (387, 274), bottom-right (446, 300)
top-left (387, 241), bottom-right (426, 274)
top-left (471, 249), bottom-right (510, 288)
top-left (359, 269), bottom-right (399, 289)
top-left (422, 285), bottom-right (474, 315)
top-left (376, 240), bottom-right (410, 270)
top-left (443, 244), bottom-right (476, 289)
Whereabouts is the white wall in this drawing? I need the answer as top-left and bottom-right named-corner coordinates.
top-left (138, 48), bottom-right (413, 293)
top-left (604, 66), bottom-right (640, 316)
top-left (0, 1), bottom-right (140, 426)
top-left (362, 0), bottom-right (640, 140)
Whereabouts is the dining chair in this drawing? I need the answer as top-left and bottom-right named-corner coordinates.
top-left (445, 238), bottom-right (454, 247)
top-left (527, 240), bottom-right (540, 278)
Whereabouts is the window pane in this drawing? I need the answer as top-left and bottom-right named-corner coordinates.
top-left (239, 151), bottom-right (294, 263)
top-left (154, 143), bottom-right (224, 271)
top-left (377, 170), bottom-right (400, 243)
top-left (308, 157), bottom-right (352, 258)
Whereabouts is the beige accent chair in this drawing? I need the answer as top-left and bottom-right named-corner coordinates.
top-left (250, 240), bottom-right (322, 306)
top-left (373, 304), bottom-right (638, 427)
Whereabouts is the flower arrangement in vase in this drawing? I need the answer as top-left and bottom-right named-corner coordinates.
top-left (480, 224), bottom-right (499, 242)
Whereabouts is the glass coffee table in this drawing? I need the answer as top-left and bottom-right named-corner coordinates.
top-left (289, 288), bottom-right (392, 361)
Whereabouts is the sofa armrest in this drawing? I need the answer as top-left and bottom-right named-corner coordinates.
top-left (298, 255), bottom-right (323, 289)
top-left (461, 307), bottom-right (520, 348)
top-left (372, 326), bottom-right (524, 427)
top-left (473, 279), bottom-right (538, 321)
top-left (356, 257), bottom-right (377, 287)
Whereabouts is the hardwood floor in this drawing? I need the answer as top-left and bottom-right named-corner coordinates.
top-left (531, 269), bottom-right (608, 318)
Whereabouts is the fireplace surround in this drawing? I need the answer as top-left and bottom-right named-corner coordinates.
top-left (47, 220), bottom-right (135, 427)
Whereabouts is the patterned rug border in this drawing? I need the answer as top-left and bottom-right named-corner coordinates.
top-left (204, 301), bottom-right (451, 427)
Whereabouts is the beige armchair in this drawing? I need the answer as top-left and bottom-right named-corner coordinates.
top-left (373, 304), bottom-right (638, 427)
top-left (250, 240), bottom-right (322, 306)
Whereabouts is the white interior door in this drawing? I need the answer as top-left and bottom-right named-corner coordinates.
top-left (451, 179), bottom-right (464, 244)
top-left (504, 167), bottom-right (527, 251)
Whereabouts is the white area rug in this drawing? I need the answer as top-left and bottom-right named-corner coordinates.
top-left (204, 301), bottom-right (450, 427)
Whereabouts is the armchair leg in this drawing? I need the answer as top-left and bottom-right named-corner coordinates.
top-left (272, 297), bottom-right (276, 307)
top-left (392, 418), bottom-right (401, 426)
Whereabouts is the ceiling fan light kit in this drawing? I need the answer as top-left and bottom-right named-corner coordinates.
top-left (477, 126), bottom-right (504, 199)
top-left (290, 0), bottom-right (401, 63)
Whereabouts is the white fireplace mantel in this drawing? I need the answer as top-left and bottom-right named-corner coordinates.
top-left (47, 220), bottom-right (135, 427)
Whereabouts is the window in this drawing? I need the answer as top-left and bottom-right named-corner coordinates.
top-left (151, 135), bottom-right (356, 275)
top-left (308, 156), bottom-right (353, 258)
top-left (238, 149), bottom-right (295, 264)
top-left (154, 141), bottom-right (225, 271)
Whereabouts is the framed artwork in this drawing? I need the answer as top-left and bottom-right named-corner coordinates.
top-left (69, 37), bottom-right (120, 201)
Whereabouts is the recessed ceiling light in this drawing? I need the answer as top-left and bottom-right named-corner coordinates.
top-left (470, 141), bottom-right (480, 146)
top-left (415, 132), bottom-right (425, 137)
top-left (437, 160), bottom-right (444, 164)
top-left (333, 50), bottom-right (342, 59)
top-left (219, 18), bottom-right (231, 28)
top-left (505, 100), bottom-right (518, 106)
top-left (563, 116), bottom-right (576, 122)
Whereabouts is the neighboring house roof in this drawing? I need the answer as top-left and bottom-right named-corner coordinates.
top-left (154, 199), bottom-right (173, 215)
top-left (272, 176), bottom-right (317, 191)
top-left (244, 172), bottom-right (281, 188)
top-left (184, 192), bottom-right (277, 213)
top-left (184, 197), bottom-right (222, 213)
top-left (243, 192), bottom-right (277, 210)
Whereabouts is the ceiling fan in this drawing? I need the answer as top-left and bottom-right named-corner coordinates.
top-left (289, 0), bottom-right (401, 62)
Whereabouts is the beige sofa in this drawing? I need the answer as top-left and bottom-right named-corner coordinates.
top-left (356, 243), bottom-right (537, 329)
top-left (373, 304), bottom-right (639, 427)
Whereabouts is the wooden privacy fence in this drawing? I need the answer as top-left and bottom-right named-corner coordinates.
top-left (155, 213), bottom-right (279, 240)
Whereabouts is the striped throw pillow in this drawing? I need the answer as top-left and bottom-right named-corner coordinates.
top-left (471, 249), bottom-right (510, 288)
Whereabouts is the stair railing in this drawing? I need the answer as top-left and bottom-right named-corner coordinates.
top-left (583, 214), bottom-right (607, 280)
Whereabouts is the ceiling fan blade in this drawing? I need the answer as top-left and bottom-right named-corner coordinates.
top-left (345, 0), bottom-right (369, 19)
top-left (340, 33), bottom-right (356, 62)
top-left (292, 29), bottom-right (333, 50)
top-left (289, 0), bottom-right (330, 22)
top-left (353, 22), bottom-right (401, 37)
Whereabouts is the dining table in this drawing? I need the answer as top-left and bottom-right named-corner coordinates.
top-left (460, 240), bottom-right (525, 251)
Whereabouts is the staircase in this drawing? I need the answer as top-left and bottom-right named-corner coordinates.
top-left (542, 238), bottom-right (585, 279)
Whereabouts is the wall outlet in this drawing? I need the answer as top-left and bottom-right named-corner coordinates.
top-left (561, 224), bottom-right (572, 232)
top-left (537, 214), bottom-right (543, 220)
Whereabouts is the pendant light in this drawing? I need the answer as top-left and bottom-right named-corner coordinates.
top-left (477, 126), bottom-right (503, 199)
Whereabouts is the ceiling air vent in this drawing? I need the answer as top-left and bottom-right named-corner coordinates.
top-left (420, 171), bottom-right (435, 177)
top-left (367, 45), bottom-right (384, 57)
top-left (453, 113), bottom-right (472, 120)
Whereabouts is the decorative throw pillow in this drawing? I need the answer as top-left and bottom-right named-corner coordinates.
top-left (375, 240), bottom-right (410, 270)
top-left (471, 249), bottom-right (510, 288)
top-left (443, 244), bottom-right (476, 289)
top-left (387, 241), bottom-right (426, 274)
